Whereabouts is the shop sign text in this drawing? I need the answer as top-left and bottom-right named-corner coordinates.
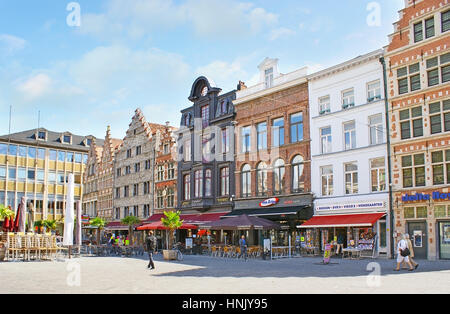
top-left (402, 192), bottom-right (450, 202)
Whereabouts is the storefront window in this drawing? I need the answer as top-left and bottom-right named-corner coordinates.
top-left (435, 205), bottom-right (448, 218)
top-left (404, 207), bottom-right (415, 219)
top-left (416, 206), bottom-right (428, 218)
top-left (439, 222), bottom-right (450, 259)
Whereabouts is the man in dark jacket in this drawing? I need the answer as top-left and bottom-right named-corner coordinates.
top-left (145, 231), bottom-right (157, 270)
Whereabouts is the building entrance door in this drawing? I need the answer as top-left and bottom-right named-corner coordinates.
top-left (407, 221), bottom-right (427, 259)
top-left (438, 221), bottom-right (450, 260)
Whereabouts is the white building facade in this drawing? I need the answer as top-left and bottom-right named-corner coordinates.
top-left (305, 50), bottom-right (392, 257)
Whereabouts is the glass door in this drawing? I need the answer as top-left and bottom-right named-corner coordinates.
top-left (378, 220), bottom-right (387, 253)
top-left (439, 221), bottom-right (450, 260)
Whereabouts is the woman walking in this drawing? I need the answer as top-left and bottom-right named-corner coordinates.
top-left (394, 233), bottom-right (414, 271)
top-left (403, 233), bottom-right (419, 270)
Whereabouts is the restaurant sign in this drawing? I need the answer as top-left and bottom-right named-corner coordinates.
top-left (259, 198), bottom-right (280, 208)
top-left (402, 192), bottom-right (450, 202)
top-left (316, 201), bottom-right (385, 211)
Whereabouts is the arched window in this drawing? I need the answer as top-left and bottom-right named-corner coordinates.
top-left (241, 164), bottom-right (252, 197)
top-left (273, 159), bottom-right (285, 195)
top-left (194, 170), bottom-right (203, 198)
top-left (256, 162), bottom-right (268, 196)
top-left (220, 167), bottom-right (230, 196)
top-left (205, 169), bottom-right (212, 197)
top-left (292, 155), bottom-right (305, 193)
top-left (183, 174), bottom-right (191, 201)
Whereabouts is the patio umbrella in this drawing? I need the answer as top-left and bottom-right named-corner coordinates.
top-left (75, 200), bottom-right (82, 248)
top-left (202, 214), bottom-right (281, 231)
top-left (63, 174), bottom-right (75, 246)
top-left (17, 197), bottom-right (26, 233)
top-left (137, 221), bottom-right (199, 231)
top-left (26, 201), bottom-right (35, 233)
top-left (3, 216), bottom-right (12, 232)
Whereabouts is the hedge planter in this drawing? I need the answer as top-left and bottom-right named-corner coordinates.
top-left (163, 250), bottom-right (177, 261)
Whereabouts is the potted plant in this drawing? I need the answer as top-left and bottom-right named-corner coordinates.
top-left (161, 211), bottom-right (183, 260)
top-left (34, 220), bottom-right (44, 234)
top-left (90, 217), bottom-right (106, 245)
top-left (43, 219), bottom-right (57, 234)
top-left (120, 216), bottom-right (141, 246)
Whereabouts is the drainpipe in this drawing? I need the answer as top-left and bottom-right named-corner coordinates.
top-left (380, 56), bottom-right (395, 259)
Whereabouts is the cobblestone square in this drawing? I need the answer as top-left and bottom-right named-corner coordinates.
top-left (1, 255), bottom-right (449, 294)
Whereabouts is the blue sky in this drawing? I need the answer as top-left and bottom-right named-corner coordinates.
top-left (0, 0), bottom-right (404, 139)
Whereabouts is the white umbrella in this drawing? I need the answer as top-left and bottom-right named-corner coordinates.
top-left (75, 200), bottom-right (82, 247)
top-left (63, 174), bottom-right (75, 246)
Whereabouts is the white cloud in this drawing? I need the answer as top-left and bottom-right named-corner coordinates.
top-left (15, 74), bottom-right (53, 100)
top-left (77, 0), bottom-right (278, 40)
top-left (0, 34), bottom-right (26, 55)
top-left (269, 27), bottom-right (296, 41)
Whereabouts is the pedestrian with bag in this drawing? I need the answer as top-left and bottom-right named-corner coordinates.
top-left (146, 231), bottom-right (157, 270)
top-left (394, 233), bottom-right (414, 271)
top-left (402, 233), bottom-right (419, 270)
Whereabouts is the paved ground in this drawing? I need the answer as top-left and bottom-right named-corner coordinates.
top-left (1, 254), bottom-right (450, 294)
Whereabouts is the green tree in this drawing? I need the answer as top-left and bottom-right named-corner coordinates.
top-left (0, 204), bottom-right (14, 221)
top-left (121, 216), bottom-right (141, 246)
top-left (90, 217), bottom-right (106, 245)
top-left (161, 211), bottom-right (183, 249)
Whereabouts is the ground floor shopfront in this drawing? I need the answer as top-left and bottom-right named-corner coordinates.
top-left (230, 194), bottom-right (314, 247)
top-left (395, 188), bottom-right (450, 260)
top-left (301, 193), bottom-right (391, 258)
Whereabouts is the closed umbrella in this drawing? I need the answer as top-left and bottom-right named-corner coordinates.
top-left (75, 201), bottom-right (82, 248)
top-left (63, 174), bottom-right (75, 246)
top-left (3, 216), bottom-right (11, 232)
top-left (17, 197), bottom-right (26, 233)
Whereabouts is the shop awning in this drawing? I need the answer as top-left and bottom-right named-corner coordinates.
top-left (297, 213), bottom-right (386, 228)
top-left (225, 206), bottom-right (309, 218)
top-left (104, 222), bottom-right (129, 231)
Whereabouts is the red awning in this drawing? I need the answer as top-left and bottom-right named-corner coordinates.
top-left (137, 221), bottom-right (199, 231)
top-left (298, 213), bottom-right (386, 228)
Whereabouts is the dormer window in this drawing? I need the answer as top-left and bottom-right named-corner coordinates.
top-left (38, 131), bottom-right (46, 141)
top-left (265, 68), bottom-right (274, 89)
top-left (63, 135), bottom-right (71, 144)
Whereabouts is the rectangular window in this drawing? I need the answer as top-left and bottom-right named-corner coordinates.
top-left (134, 162), bottom-right (140, 173)
top-left (49, 150), bottom-right (57, 161)
top-left (8, 168), bottom-right (16, 180)
top-left (58, 151), bottom-right (66, 162)
top-left (37, 148), bottom-right (45, 160)
top-left (367, 81), bottom-right (381, 102)
top-left (369, 114), bottom-right (384, 145)
top-left (38, 131), bottom-right (46, 140)
top-left (257, 122), bottom-right (267, 150)
top-left (241, 126), bottom-right (251, 153)
top-left (321, 166), bottom-right (333, 196)
top-left (201, 105), bottom-right (210, 128)
top-left (342, 89), bottom-right (355, 109)
top-left (319, 96), bottom-right (331, 114)
top-left (18, 168), bottom-right (26, 181)
top-left (371, 158), bottom-right (386, 192)
top-left (265, 67), bottom-right (274, 89)
top-left (221, 128), bottom-right (230, 154)
top-left (320, 126), bottom-right (332, 154)
top-left (399, 106), bottom-right (423, 139)
top-left (133, 184), bottom-right (139, 197)
top-left (272, 118), bottom-right (285, 147)
top-left (63, 135), bottom-right (71, 144)
top-left (18, 146), bottom-right (27, 157)
top-left (0, 144), bottom-right (7, 155)
top-left (432, 149), bottom-right (450, 185)
top-left (425, 17), bottom-right (435, 39)
top-left (402, 154), bottom-right (425, 188)
top-left (398, 77), bottom-right (409, 94)
top-left (414, 22), bottom-right (423, 42)
top-left (427, 53), bottom-right (450, 86)
top-left (194, 170), bottom-right (203, 198)
top-left (124, 186), bottom-right (129, 198)
top-left (157, 165), bottom-right (164, 181)
top-left (8, 145), bottom-right (17, 156)
top-left (136, 146), bottom-right (142, 156)
top-left (343, 121), bottom-right (356, 150)
top-left (290, 113), bottom-right (303, 143)
top-left (0, 166), bottom-right (5, 178)
top-left (36, 170), bottom-right (44, 182)
top-left (442, 10), bottom-right (450, 33)
top-left (184, 139), bottom-right (191, 162)
top-left (126, 149), bottom-right (132, 158)
top-left (344, 163), bottom-right (358, 194)
top-left (168, 163), bottom-right (175, 179)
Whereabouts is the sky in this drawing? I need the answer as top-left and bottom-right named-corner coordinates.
top-left (0, 0), bottom-right (404, 140)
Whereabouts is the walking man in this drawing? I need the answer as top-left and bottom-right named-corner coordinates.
top-left (394, 233), bottom-right (414, 271)
top-left (239, 235), bottom-right (248, 261)
top-left (146, 231), bottom-right (157, 270)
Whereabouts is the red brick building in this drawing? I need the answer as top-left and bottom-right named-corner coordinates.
top-left (385, 0), bottom-right (450, 260)
top-left (232, 58), bottom-right (313, 246)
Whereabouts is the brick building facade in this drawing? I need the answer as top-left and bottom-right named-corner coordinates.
top-left (232, 58), bottom-right (313, 246)
top-left (385, 0), bottom-right (450, 259)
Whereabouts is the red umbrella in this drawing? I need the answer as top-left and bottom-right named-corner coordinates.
top-left (3, 216), bottom-right (11, 232)
top-left (137, 221), bottom-right (199, 231)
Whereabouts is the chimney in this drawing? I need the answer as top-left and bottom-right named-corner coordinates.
top-left (237, 81), bottom-right (247, 91)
